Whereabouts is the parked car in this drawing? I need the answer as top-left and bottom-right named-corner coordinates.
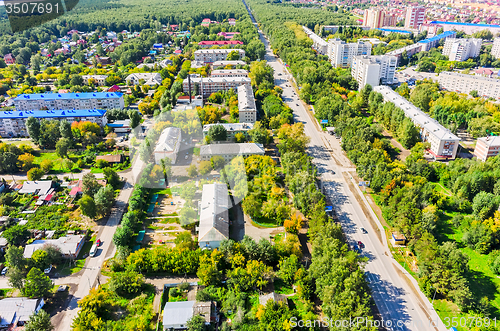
top-left (361, 228), bottom-right (368, 234)
top-left (96, 239), bottom-right (102, 246)
top-left (44, 265), bottom-right (53, 274)
top-left (1, 267), bottom-right (7, 276)
top-left (357, 241), bottom-right (365, 249)
top-left (57, 285), bottom-right (68, 292)
top-left (89, 243), bottom-right (98, 257)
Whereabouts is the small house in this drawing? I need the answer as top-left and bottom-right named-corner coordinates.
top-left (0, 297), bottom-right (44, 328)
top-left (391, 232), bottom-right (406, 246)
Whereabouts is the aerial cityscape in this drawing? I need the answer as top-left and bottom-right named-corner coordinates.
top-left (0, 0), bottom-right (500, 330)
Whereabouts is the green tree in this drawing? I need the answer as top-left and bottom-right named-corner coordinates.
top-left (473, 191), bottom-right (499, 221)
top-left (108, 270), bottom-right (144, 297)
top-left (187, 164), bottom-right (198, 178)
top-left (180, 206), bottom-right (197, 228)
top-left (103, 167), bottom-right (121, 189)
top-left (186, 315), bottom-right (206, 331)
top-left (3, 225), bottom-right (29, 245)
top-left (208, 124), bottom-right (227, 141)
top-left (113, 226), bottom-right (133, 247)
top-left (79, 194), bottom-right (97, 219)
top-left (24, 309), bottom-right (54, 331)
top-left (59, 120), bottom-right (73, 140)
top-left (174, 232), bottom-right (195, 250)
top-left (40, 159), bottom-right (53, 173)
top-left (129, 110), bottom-right (142, 129)
top-left (211, 156), bottom-right (225, 170)
top-left (82, 173), bottom-right (100, 196)
top-left (55, 138), bottom-right (71, 158)
top-left (7, 267), bottom-right (26, 291)
top-left (23, 267), bottom-right (53, 298)
top-left (27, 168), bottom-right (44, 181)
top-left (94, 185), bottom-right (115, 216)
top-left (198, 161), bottom-right (212, 175)
top-left (234, 132), bottom-right (246, 143)
top-left (5, 245), bottom-right (26, 269)
top-left (26, 117), bottom-right (41, 144)
top-left (30, 249), bottom-right (49, 270)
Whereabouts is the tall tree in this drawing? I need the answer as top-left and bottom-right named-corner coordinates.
top-left (23, 267), bottom-right (53, 298)
top-left (26, 117), bottom-right (41, 144)
top-left (25, 309), bottom-right (54, 331)
top-left (79, 194), bottom-right (97, 220)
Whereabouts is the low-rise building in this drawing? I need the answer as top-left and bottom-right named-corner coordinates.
top-left (182, 77), bottom-right (251, 97)
top-left (210, 69), bottom-right (248, 78)
top-left (163, 301), bottom-right (216, 330)
top-left (217, 31), bottom-right (240, 39)
top-left (176, 95), bottom-right (204, 107)
top-left (474, 136), bottom-right (500, 161)
top-left (82, 75), bottom-right (108, 86)
top-left (200, 143), bottom-right (265, 162)
top-left (125, 73), bottom-right (162, 86)
top-left (351, 55), bottom-right (397, 89)
top-left (203, 123), bottom-right (253, 141)
top-left (0, 297), bottom-right (45, 328)
top-left (96, 154), bottom-right (124, 164)
top-left (19, 181), bottom-right (53, 196)
top-left (107, 119), bottom-right (131, 133)
top-left (237, 84), bottom-right (257, 123)
top-left (442, 38), bottom-right (482, 62)
top-left (194, 49), bottom-right (245, 63)
top-left (302, 26), bottom-right (328, 55)
top-left (198, 183), bottom-right (229, 248)
top-left (211, 60), bottom-right (246, 68)
top-left (328, 38), bottom-right (372, 68)
top-left (14, 92), bottom-right (124, 111)
top-left (3, 53), bottom-right (15, 65)
top-left (23, 235), bottom-right (86, 259)
top-left (198, 40), bottom-right (244, 48)
top-left (0, 109), bottom-right (108, 137)
top-left (154, 127), bottom-right (181, 165)
top-left (374, 85), bottom-right (460, 159)
top-left (437, 71), bottom-right (500, 100)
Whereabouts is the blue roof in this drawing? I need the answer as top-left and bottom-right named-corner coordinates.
top-left (418, 31), bottom-right (456, 44)
top-left (430, 21), bottom-right (500, 28)
top-left (0, 109), bottom-right (107, 119)
top-left (376, 28), bottom-right (412, 34)
top-left (14, 92), bottom-right (122, 101)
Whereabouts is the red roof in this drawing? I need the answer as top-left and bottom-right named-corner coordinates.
top-left (69, 187), bottom-right (82, 196)
top-left (198, 40), bottom-right (243, 46)
top-left (44, 194), bottom-right (54, 201)
top-left (108, 85), bottom-right (121, 92)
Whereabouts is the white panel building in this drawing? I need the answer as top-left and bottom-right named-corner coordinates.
top-left (237, 84), bottom-right (257, 123)
top-left (200, 143), bottom-right (265, 162)
top-left (210, 69), bottom-right (248, 78)
top-left (14, 92), bottom-right (124, 111)
top-left (182, 77), bottom-right (251, 97)
top-left (437, 71), bottom-right (500, 100)
top-left (442, 38), bottom-right (482, 62)
top-left (351, 55), bottom-right (397, 89)
top-left (492, 38), bottom-right (500, 59)
top-left (302, 26), bottom-right (328, 55)
top-left (154, 127), bottom-right (181, 165)
top-left (198, 183), bottom-right (229, 249)
top-left (194, 49), bottom-right (245, 63)
top-left (327, 38), bottom-right (372, 68)
top-left (374, 86), bottom-right (460, 159)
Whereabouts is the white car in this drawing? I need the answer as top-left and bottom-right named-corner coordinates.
top-left (1, 267), bottom-right (7, 276)
top-left (89, 243), bottom-right (98, 257)
top-left (44, 265), bottom-right (53, 274)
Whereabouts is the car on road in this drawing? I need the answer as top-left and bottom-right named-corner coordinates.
top-left (296, 104), bottom-right (299, 106)
top-left (1, 267), bottom-right (7, 276)
top-left (357, 241), bottom-right (365, 249)
top-left (96, 239), bottom-right (102, 246)
top-left (89, 243), bottom-right (98, 257)
top-left (361, 228), bottom-right (368, 234)
top-left (57, 285), bottom-right (68, 292)
top-left (44, 265), bottom-right (53, 274)
top-left (352, 244), bottom-right (361, 253)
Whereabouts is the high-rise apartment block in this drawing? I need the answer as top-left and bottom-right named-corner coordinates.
top-left (351, 55), bottom-right (397, 89)
top-left (363, 8), bottom-right (386, 29)
top-left (491, 38), bottom-right (500, 59)
top-left (442, 38), bottom-right (482, 61)
top-left (328, 39), bottom-right (372, 68)
top-left (404, 6), bottom-right (425, 29)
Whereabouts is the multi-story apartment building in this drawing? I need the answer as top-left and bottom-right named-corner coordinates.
top-left (474, 136), bottom-right (500, 161)
top-left (404, 6), bottom-right (426, 29)
top-left (328, 38), bottom-right (372, 68)
top-left (194, 49), bottom-right (245, 63)
top-left (82, 75), bottom-right (108, 86)
top-left (442, 38), bottom-right (482, 61)
top-left (210, 69), bottom-right (248, 78)
top-left (383, 14), bottom-right (398, 27)
top-left (302, 27), bottom-right (328, 55)
top-left (203, 123), bottom-right (253, 141)
top-left (200, 143), bottom-right (265, 162)
top-left (0, 109), bottom-right (107, 138)
top-left (237, 85), bottom-right (257, 124)
top-left (351, 55), bottom-right (397, 89)
top-left (198, 40), bottom-right (243, 48)
top-left (492, 38), bottom-right (500, 59)
top-left (363, 8), bottom-right (386, 29)
top-left (437, 71), bottom-right (500, 100)
top-left (182, 77), bottom-right (251, 97)
top-left (211, 60), bottom-right (246, 69)
top-left (125, 73), bottom-right (162, 86)
top-left (14, 92), bottom-right (124, 111)
top-left (374, 86), bottom-right (460, 160)
top-left (154, 127), bottom-right (181, 165)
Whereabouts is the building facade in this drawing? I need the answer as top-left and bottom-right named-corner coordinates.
top-left (198, 183), bottom-right (229, 249)
top-left (0, 109), bottom-right (108, 137)
top-left (351, 55), bottom-right (397, 89)
top-left (14, 92), bottom-right (124, 111)
top-left (404, 6), bottom-right (425, 29)
top-left (474, 136), bottom-right (500, 161)
top-left (328, 38), bottom-right (372, 68)
top-left (237, 84), bottom-right (257, 123)
top-left (82, 75), bottom-right (108, 86)
top-left (302, 26), bottom-right (328, 55)
top-left (194, 49), bottom-right (245, 63)
top-left (203, 123), bottom-right (253, 141)
top-left (442, 38), bottom-right (482, 62)
top-left (198, 40), bottom-right (243, 48)
top-left (492, 38), bottom-right (500, 59)
top-left (200, 143), bottom-right (265, 162)
top-left (210, 69), bottom-right (248, 78)
top-left (437, 71), bottom-right (500, 100)
top-left (125, 73), bottom-right (162, 86)
top-left (374, 86), bottom-right (460, 160)
top-left (363, 8), bottom-right (386, 29)
top-left (182, 77), bottom-right (251, 97)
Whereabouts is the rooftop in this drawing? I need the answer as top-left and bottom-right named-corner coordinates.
top-left (200, 143), bottom-right (264, 156)
top-left (14, 92), bottom-right (122, 101)
top-left (184, 77), bottom-right (251, 84)
top-left (198, 183), bottom-right (229, 244)
top-left (477, 136), bottom-right (500, 147)
top-left (154, 127), bottom-right (181, 153)
top-left (238, 85), bottom-right (256, 111)
top-left (23, 235), bottom-right (85, 258)
top-left (418, 31), bottom-right (457, 44)
top-left (19, 181), bottom-right (53, 195)
top-left (194, 49), bottom-right (244, 54)
top-left (0, 109), bottom-right (107, 119)
top-left (430, 21), bottom-right (500, 28)
top-left (203, 123), bottom-right (253, 132)
top-left (163, 301), bottom-right (195, 327)
top-left (198, 40), bottom-right (243, 46)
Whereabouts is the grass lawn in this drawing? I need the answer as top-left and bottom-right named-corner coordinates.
top-left (430, 182), bottom-right (452, 196)
top-left (0, 289), bottom-right (13, 298)
top-left (33, 152), bottom-right (82, 173)
top-left (159, 218), bottom-right (179, 224)
top-left (251, 216), bottom-right (281, 228)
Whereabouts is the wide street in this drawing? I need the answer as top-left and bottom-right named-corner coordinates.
top-left (243, 2), bottom-right (447, 330)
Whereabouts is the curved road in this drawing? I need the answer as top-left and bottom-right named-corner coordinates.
top-left (243, 2), bottom-right (447, 331)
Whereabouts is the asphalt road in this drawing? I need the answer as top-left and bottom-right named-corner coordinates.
top-left (244, 3), bottom-right (447, 330)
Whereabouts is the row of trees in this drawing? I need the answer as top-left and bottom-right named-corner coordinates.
top-left (78, 172), bottom-right (119, 220)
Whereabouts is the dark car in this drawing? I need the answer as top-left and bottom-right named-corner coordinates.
top-left (361, 228), bottom-right (368, 234)
top-left (357, 241), bottom-right (365, 249)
